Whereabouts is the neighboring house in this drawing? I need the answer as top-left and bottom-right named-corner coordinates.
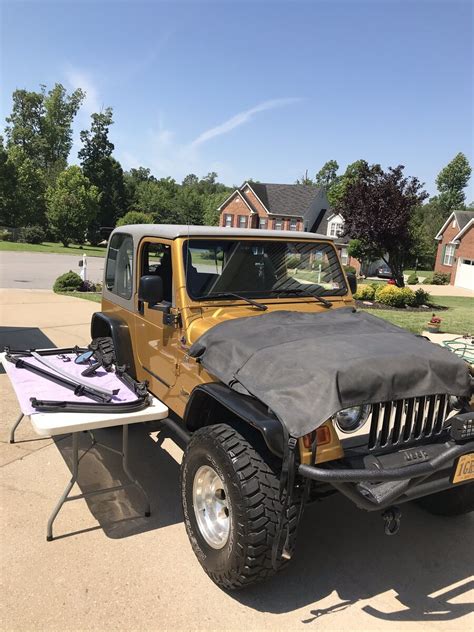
top-left (217, 182), bottom-right (358, 269)
top-left (434, 210), bottom-right (474, 290)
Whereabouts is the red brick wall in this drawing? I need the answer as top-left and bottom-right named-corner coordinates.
top-left (456, 225), bottom-right (474, 260)
top-left (434, 219), bottom-right (462, 283)
top-left (219, 187), bottom-right (304, 231)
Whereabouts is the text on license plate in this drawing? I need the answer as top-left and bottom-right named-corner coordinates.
top-left (452, 453), bottom-right (474, 484)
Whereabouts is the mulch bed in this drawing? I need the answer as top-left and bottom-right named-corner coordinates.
top-left (355, 300), bottom-right (448, 313)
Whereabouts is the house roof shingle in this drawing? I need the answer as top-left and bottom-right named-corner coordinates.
top-left (244, 183), bottom-right (324, 217)
top-left (454, 210), bottom-right (474, 231)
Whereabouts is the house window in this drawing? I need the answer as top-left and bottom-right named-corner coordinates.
top-left (259, 217), bottom-right (267, 229)
top-left (238, 215), bottom-right (247, 229)
top-left (275, 218), bottom-right (283, 230)
top-left (329, 221), bottom-right (343, 237)
top-left (224, 214), bottom-right (232, 228)
top-left (340, 247), bottom-right (349, 265)
top-left (443, 244), bottom-right (456, 266)
top-left (290, 219), bottom-right (298, 231)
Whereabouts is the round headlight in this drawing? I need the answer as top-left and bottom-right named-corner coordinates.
top-left (333, 405), bottom-right (371, 433)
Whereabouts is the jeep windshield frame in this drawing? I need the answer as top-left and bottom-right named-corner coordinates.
top-left (182, 238), bottom-right (348, 302)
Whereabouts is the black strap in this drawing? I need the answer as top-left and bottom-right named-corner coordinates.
top-left (272, 434), bottom-right (297, 569)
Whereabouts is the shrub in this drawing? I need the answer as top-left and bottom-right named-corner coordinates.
top-left (286, 255), bottom-right (301, 269)
top-left (375, 285), bottom-right (407, 307)
top-left (432, 272), bottom-right (450, 285)
top-left (80, 280), bottom-right (98, 292)
top-left (53, 271), bottom-right (83, 293)
top-left (116, 211), bottom-right (153, 227)
top-left (407, 273), bottom-right (418, 285)
top-left (17, 225), bottom-right (46, 244)
top-left (353, 284), bottom-right (375, 301)
top-left (343, 265), bottom-right (357, 276)
top-left (413, 288), bottom-right (431, 306)
top-left (0, 229), bottom-right (12, 241)
top-left (422, 275), bottom-right (433, 284)
top-left (399, 287), bottom-right (416, 306)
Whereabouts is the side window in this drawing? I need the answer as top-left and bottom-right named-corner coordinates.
top-left (142, 242), bottom-right (173, 303)
top-left (105, 233), bottom-right (133, 299)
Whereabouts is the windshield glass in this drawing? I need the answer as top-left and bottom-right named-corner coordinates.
top-left (183, 239), bottom-right (347, 300)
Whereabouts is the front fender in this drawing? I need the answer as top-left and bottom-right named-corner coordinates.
top-left (184, 383), bottom-right (284, 457)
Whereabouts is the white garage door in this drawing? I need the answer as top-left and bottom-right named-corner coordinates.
top-left (455, 258), bottom-right (474, 290)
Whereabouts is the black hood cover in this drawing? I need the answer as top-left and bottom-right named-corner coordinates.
top-left (189, 308), bottom-right (471, 438)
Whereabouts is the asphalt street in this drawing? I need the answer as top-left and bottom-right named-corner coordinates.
top-left (0, 251), bottom-right (105, 289)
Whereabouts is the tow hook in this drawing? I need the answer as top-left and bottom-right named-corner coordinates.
top-left (382, 506), bottom-right (401, 535)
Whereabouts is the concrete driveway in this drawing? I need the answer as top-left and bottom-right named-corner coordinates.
top-left (0, 252), bottom-right (104, 289)
top-left (1, 290), bottom-right (473, 631)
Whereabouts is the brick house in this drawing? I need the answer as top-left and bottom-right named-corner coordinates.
top-left (434, 210), bottom-right (474, 290)
top-left (217, 182), bottom-right (358, 268)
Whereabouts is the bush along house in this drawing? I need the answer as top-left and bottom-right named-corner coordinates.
top-left (217, 181), bottom-right (359, 271)
top-left (434, 210), bottom-right (474, 291)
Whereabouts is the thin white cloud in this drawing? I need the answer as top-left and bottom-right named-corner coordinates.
top-left (64, 67), bottom-right (101, 115)
top-left (189, 98), bottom-right (302, 148)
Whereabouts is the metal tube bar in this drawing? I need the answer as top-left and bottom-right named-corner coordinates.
top-left (47, 433), bottom-right (79, 541)
top-left (65, 483), bottom-right (133, 501)
top-left (31, 352), bottom-right (116, 398)
top-left (9, 413), bottom-right (24, 444)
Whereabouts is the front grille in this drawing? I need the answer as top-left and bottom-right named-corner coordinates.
top-left (368, 394), bottom-right (450, 451)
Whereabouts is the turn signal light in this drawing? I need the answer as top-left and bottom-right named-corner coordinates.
top-left (303, 426), bottom-right (331, 449)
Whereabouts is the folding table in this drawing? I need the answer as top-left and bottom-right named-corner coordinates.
top-left (1, 352), bottom-right (169, 540)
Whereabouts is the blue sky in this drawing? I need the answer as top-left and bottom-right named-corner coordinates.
top-left (1, 0), bottom-right (473, 198)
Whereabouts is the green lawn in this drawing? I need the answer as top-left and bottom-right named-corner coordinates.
top-left (360, 296), bottom-right (473, 335)
top-left (404, 269), bottom-right (433, 278)
top-left (0, 241), bottom-right (106, 257)
top-left (56, 291), bottom-right (102, 303)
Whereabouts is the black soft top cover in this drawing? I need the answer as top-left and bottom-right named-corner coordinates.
top-left (189, 309), bottom-right (471, 438)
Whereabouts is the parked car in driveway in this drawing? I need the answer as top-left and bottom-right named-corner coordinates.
top-left (376, 264), bottom-right (393, 279)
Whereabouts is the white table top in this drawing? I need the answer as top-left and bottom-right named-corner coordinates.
top-left (30, 396), bottom-right (169, 436)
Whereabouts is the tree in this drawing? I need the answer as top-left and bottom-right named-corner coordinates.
top-left (335, 163), bottom-right (428, 286)
top-left (116, 210), bottom-right (153, 226)
top-left (0, 136), bottom-right (19, 226)
top-left (79, 108), bottom-right (126, 232)
top-left (203, 191), bottom-right (230, 226)
top-left (45, 166), bottom-right (99, 246)
top-left (314, 160), bottom-right (339, 190)
top-left (295, 169), bottom-right (314, 185)
top-left (329, 159), bottom-right (368, 207)
top-left (436, 153), bottom-right (471, 214)
top-left (5, 83), bottom-right (84, 179)
top-left (7, 146), bottom-right (46, 227)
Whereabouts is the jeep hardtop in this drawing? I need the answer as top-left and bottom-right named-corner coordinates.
top-left (91, 224), bottom-right (473, 590)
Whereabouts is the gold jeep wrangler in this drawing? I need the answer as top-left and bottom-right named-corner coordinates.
top-left (92, 224), bottom-right (473, 590)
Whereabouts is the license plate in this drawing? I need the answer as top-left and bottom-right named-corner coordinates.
top-left (452, 453), bottom-right (474, 484)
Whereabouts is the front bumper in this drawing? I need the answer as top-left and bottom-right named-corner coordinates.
top-left (298, 412), bottom-right (474, 510)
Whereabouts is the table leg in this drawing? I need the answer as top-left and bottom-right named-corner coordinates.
top-left (121, 424), bottom-right (151, 517)
top-left (9, 413), bottom-right (24, 444)
top-left (46, 433), bottom-right (79, 541)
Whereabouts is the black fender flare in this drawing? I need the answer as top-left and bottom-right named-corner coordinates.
top-left (184, 383), bottom-right (284, 457)
top-left (90, 312), bottom-right (136, 378)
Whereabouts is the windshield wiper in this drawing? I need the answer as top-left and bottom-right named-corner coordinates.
top-left (270, 287), bottom-right (332, 308)
top-left (203, 292), bottom-right (268, 311)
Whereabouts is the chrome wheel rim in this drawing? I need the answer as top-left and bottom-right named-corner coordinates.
top-left (192, 465), bottom-right (230, 549)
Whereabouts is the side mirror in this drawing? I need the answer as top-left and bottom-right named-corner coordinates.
top-left (139, 275), bottom-right (163, 307)
top-left (347, 272), bottom-right (357, 294)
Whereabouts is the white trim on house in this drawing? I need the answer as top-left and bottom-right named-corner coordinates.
top-left (217, 189), bottom-right (256, 215)
top-left (241, 182), bottom-right (271, 215)
top-left (327, 213), bottom-right (344, 238)
top-left (434, 212), bottom-right (457, 240)
top-left (452, 218), bottom-right (474, 242)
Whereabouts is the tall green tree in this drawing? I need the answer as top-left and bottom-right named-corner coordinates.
top-left (335, 163), bottom-right (428, 286)
top-left (79, 108), bottom-right (126, 234)
top-left (45, 166), bottom-right (99, 246)
top-left (0, 136), bottom-right (19, 226)
top-left (329, 159), bottom-right (368, 207)
top-left (7, 146), bottom-right (46, 227)
top-left (314, 160), bottom-right (339, 190)
top-left (436, 152), bottom-right (471, 214)
top-left (5, 83), bottom-right (84, 179)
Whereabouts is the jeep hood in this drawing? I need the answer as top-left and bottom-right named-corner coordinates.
top-left (188, 308), bottom-right (471, 438)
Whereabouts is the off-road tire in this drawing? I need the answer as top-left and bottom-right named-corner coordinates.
top-left (180, 424), bottom-right (301, 590)
top-left (90, 336), bottom-right (115, 367)
top-left (416, 483), bottom-right (474, 516)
